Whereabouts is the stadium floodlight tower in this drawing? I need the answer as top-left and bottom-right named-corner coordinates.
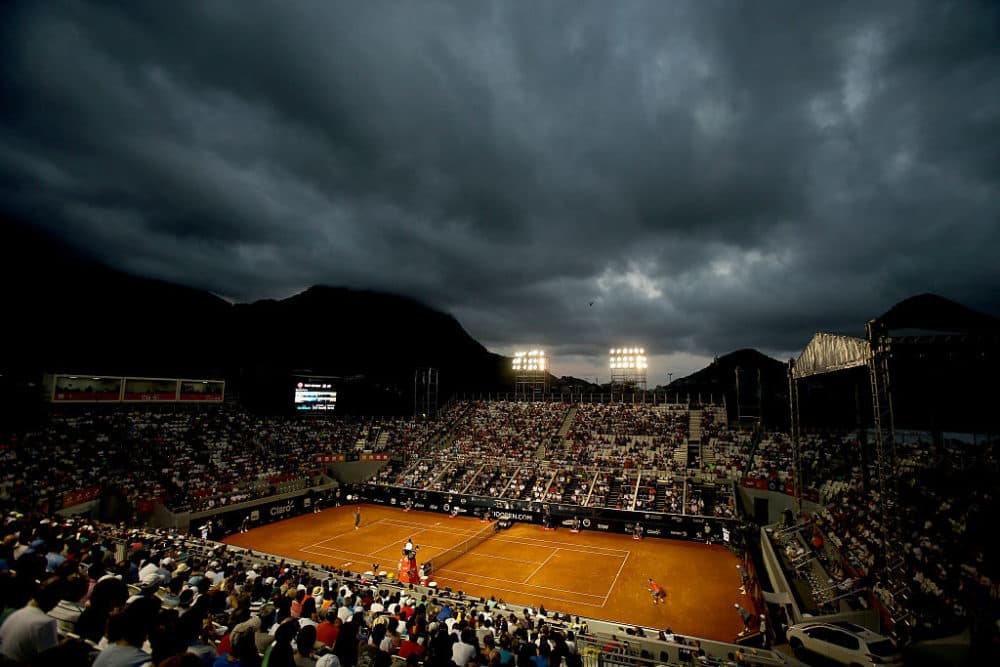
top-left (512, 349), bottom-right (548, 400)
top-left (609, 347), bottom-right (648, 391)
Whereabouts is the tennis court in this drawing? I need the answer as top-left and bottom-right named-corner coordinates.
top-left (222, 503), bottom-right (745, 640)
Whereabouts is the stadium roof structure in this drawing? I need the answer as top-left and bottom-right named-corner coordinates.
top-left (791, 294), bottom-right (1000, 387)
top-left (787, 295), bottom-right (1000, 585)
top-left (791, 332), bottom-right (869, 380)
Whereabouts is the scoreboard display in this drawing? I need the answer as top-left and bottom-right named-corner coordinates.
top-left (293, 378), bottom-right (337, 412)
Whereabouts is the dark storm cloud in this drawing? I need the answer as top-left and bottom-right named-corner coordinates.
top-left (2, 0), bottom-right (998, 377)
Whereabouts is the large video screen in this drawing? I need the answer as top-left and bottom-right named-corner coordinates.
top-left (293, 379), bottom-right (337, 412)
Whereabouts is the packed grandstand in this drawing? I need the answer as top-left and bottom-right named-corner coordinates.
top-left (1, 397), bottom-right (998, 666)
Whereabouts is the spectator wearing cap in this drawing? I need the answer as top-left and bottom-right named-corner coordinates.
top-left (336, 598), bottom-right (354, 624)
top-left (369, 592), bottom-right (385, 616)
top-left (0, 576), bottom-right (62, 662)
top-left (216, 619), bottom-right (262, 667)
top-left (177, 588), bottom-right (196, 615)
top-left (315, 655), bottom-right (340, 667)
top-left (208, 561), bottom-right (225, 587)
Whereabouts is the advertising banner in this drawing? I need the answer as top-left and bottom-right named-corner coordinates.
top-left (62, 485), bottom-right (102, 509)
top-left (353, 485), bottom-right (736, 544)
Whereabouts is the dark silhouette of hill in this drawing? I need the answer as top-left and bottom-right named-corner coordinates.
top-left (669, 349), bottom-right (788, 425)
top-left (1, 218), bottom-right (509, 411)
top-left (2, 219), bottom-right (231, 378)
top-left (790, 294), bottom-right (1000, 432)
top-left (874, 293), bottom-right (1000, 333)
top-left (4, 219), bottom-right (995, 427)
top-left (870, 294), bottom-right (1000, 432)
top-left (663, 293), bottom-right (1000, 432)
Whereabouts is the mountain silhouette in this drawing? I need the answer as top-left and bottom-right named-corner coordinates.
top-left (874, 293), bottom-right (1000, 333)
top-left (1, 218), bottom-right (508, 411)
top-left (667, 348), bottom-right (787, 424)
top-left (3, 218), bottom-right (996, 427)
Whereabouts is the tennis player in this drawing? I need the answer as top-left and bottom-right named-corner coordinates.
top-left (647, 578), bottom-right (666, 605)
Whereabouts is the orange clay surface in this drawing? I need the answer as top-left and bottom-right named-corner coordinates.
top-left (223, 503), bottom-right (748, 641)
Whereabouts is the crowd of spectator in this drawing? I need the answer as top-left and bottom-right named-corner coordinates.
top-left (0, 510), bottom-right (594, 667)
top-left (0, 402), bottom-right (744, 521)
top-left (378, 402), bottom-right (736, 517)
top-left (8, 397), bottom-right (1000, 652)
top-left (0, 408), bottom-right (442, 515)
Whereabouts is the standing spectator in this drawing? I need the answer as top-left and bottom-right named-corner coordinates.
top-left (735, 604), bottom-right (752, 637)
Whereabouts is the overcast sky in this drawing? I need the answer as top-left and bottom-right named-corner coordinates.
top-left (2, 1), bottom-right (998, 381)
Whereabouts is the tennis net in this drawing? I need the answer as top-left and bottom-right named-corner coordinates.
top-left (425, 521), bottom-right (498, 574)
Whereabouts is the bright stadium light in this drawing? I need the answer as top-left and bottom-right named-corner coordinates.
top-left (608, 345), bottom-right (648, 390)
top-left (513, 348), bottom-right (548, 398)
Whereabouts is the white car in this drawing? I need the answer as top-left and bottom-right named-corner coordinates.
top-left (786, 621), bottom-right (903, 666)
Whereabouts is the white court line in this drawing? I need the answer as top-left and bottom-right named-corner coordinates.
top-left (603, 549), bottom-right (631, 604)
top-left (492, 533), bottom-right (629, 555)
top-left (491, 536), bottom-right (627, 558)
top-left (378, 518), bottom-right (480, 536)
top-left (433, 567), bottom-right (607, 598)
top-left (449, 551), bottom-right (537, 566)
top-left (522, 547), bottom-right (559, 584)
top-left (431, 573), bottom-right (606, 607)
top-left (299, 544), bottom-right (440, 562)
top-left (308, 540), bottom-right (450, 557)
top-left (301, 518), bottom-right (388, 550)
top-left (303, 541), bottom-right (460, 569)
top-left (372, 526), bottom-right (430, 558)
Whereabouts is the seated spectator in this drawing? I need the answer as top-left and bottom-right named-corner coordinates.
top-left (0, 576), bottom-right (63, 663)
top-left (75, 575), bottom-right (129, 642)
top-left (48, 572), bottom-right (90, 634)
top-left (295, 623), bottom-right (319, 666)
top-left (92, 596), bottom-right (160, 667)
top-left (315, 608), bottom-right (340, 648)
